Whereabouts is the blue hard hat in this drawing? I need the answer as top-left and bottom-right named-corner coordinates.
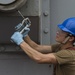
top-left (58, 17), bottom-right (75, 36)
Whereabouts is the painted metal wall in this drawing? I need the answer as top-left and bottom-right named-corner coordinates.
top-left (0, 0), bottom-right (75, 75)
top-left (0, 52), bottom-right (52, 75)
top-left (50, 0), bottom-right (75, 44)
top-left (0, 0), bottom-right (53, 75)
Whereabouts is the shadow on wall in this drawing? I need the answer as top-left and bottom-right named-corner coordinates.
top-left (0, 16), bottom-right (39, 44)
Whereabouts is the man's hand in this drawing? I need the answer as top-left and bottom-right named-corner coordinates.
top-left (11, 32), bottom-right (24, 45)
top-left (23, 27), bottom-right (30, 38)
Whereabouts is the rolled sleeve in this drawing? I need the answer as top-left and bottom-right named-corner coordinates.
top-left (53, 50), bottom-right (73, 64)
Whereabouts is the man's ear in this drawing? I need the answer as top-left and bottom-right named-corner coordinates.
top-left (69, 36), bottom-right (75, 42)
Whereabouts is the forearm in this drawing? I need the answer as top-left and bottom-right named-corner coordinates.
top-left (20, 41), bottom-right (44, 62)
top-left (24, 35), bottom-right (39, 49)
top-left (20, 42), bottom-right (57, 64)
top-left (24, 36), bottom-right (52, 53)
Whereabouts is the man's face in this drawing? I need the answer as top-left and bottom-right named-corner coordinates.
top-left (55, 28), bottom-right (68, 43)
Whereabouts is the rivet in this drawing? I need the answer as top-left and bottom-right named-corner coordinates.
top-left (44, 28), bottom-right (49, 34)
top-left (43, 11), bottom-right (48, 16)
top-left (0, 46), bottom-right (5, 51)
top-left (15, 46), bottom-right (20, 51)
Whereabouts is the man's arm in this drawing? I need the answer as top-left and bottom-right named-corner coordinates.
top-left (11, 32), bottom-right (57, 64)
top-left (20, 41), bottom-right (57, 64)
top-left (24, 36), bottom-right (52, 53)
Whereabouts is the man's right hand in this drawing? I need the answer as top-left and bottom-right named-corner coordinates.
top-left (11, 32), bottom-right (24, 45)
top-left (23, 27), bottom-right (30, 38)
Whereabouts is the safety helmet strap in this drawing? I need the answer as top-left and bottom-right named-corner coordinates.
top-left (62, 34), bottom-right (72, 44)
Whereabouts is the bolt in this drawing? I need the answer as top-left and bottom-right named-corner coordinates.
top-left (0, 46), bottom-right (5, 51)
top-left (44, 28), bottom-right (49, 34)
top-left (16, 46), bottom-right (20, 51)
top-left (43, 11), bottom-right (48, 16)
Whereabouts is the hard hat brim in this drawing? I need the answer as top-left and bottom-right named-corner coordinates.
top-left (58, 24), bottom-right (75, 36)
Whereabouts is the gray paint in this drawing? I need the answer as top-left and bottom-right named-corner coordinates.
top-left (50, 0), bottom-right (75, 44)
top-left (0, 53), bottom-right (52, 75)
top-left (20, 0), bottom-right (40, 16)
top-left (0, 0), bottom-right (15, 4)
top-left (39, 0), bottom-right (51, 45)
top-left (0, 0), bottom-right (75, 75)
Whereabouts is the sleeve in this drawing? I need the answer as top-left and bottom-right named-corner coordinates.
top-left (53, 50), bottom-right (73, 64)
top-left (51, 44), bottom-right (61, 52)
